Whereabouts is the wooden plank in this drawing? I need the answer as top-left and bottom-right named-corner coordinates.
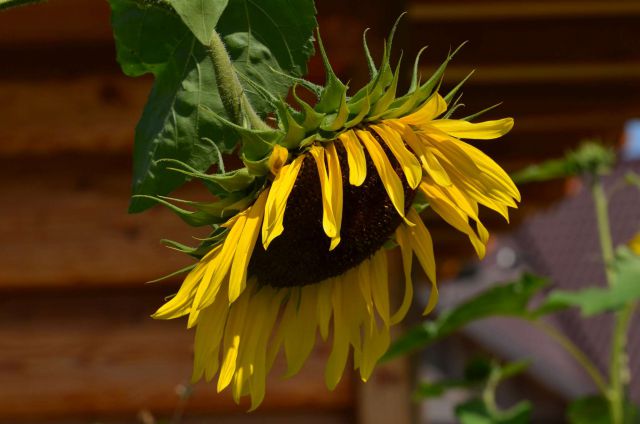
top-left (0, 76), bottom-right (150, 155)
top-left (409, 1), bottom-right (640, 21)
top-left (407, 16), bottom-right (640, 67)
top-left (0, 155), bottom-right (203, 289)
top-left (0, 289), bottom-right (353, 421)
top-left (0, 0), bottom-right (113, 44)
top-left (423, 62), bottom-right (640, 85)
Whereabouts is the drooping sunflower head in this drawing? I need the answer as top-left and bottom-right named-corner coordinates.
top-left (150, 22), bottom-right (520, 409)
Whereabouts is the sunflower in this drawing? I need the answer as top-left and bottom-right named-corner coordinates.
top-left (150, 27), bottom-right (520, 409)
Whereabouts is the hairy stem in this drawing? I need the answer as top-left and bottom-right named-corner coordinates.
top-left (208, 30), bottom-right (269, 130)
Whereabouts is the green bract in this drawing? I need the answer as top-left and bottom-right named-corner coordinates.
top-left (147, 16), bottom-right (487, 242)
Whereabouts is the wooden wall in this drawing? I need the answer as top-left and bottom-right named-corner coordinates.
top-left (1, 0), bottom-right (639, 423)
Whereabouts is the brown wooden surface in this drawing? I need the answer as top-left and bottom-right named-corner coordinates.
top-left (0, 288), bottom-right (352, 421)
top-left (2, 0), bottom-right (639, 422)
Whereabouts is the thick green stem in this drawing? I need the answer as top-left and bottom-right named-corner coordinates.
top-left (590, 176), bottom-right (633, 424)
top-left (531, 320), bottom-right (609, 394)
top-left (208, 31), bottom-right (269, 130)
top-left (591, 179), bottom-right (616, 286)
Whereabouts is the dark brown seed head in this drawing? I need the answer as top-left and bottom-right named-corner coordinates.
top-left (249, 131), bottom-right (416, 288)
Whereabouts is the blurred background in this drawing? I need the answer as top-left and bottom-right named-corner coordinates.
top-left (1, 0), bottom-right (639, 423)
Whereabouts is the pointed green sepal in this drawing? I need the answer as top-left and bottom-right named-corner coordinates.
top-left (462, 102), bottom-right (503, 122)
top-left (157, 159), bottom-right (256, 194)
top-left (408, 46), bottom-right (429, 93)
top-left (275, 99), bottom-right (307, 149)
top-left (362, 28), bottom-right (378, 78)
top-left (345, 89), bottom-right (371, 128)
top-left (381, 75), bottom-right (427, 119)
top-left (132, 195), bottom-right (226, 227)
top-left (443, 99), bottom-right (465, 119)
top-left (146, 264), bottom-right (197, 284)
top-left (409, 42), bottom-right (467, 109)
top-left (292, 84), bottom-right (325, 132)
top-left (314, 30), bottom-right (349, 114)
top-left (164, 192), bottom-right (255, 220)
top-left (444, 70), bottom-right (475, 104)
top-left (320, 88), bottom-right (350, 131)
top-left (299, 134), bottom-right (318, 149)
top-left (162, 237), bottom-right (223, 259)
top-left (242, 152), bottom-right (272, 176)
top-left (200, 105), bottom-right (283, 161)
top-left (367, 53), bottom-right (403, 121)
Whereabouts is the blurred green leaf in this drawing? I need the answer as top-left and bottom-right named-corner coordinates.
top-left (511, 142), bottom-right (615, 184)
top-left (415, 379), bottom-right (470, 399)
top-left (0, 0), bottom-right (43, 10)
top-left (567, 395), bottom-right (639, 424)
top-left (383, 274), bottom-right (547, 361)
top-left (535, 247), bottom-right (640, 317)
top-left (109, 0), bottom-right (317, 212)
top-left (626, 172), bottom-right (640, 190)
top-left (455, 399), bottom-right (532, 424)
top-left (416, 359), bottom-right (530, 400)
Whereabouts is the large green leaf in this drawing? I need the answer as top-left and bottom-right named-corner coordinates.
top-left (383, 274), bottom-right (547, 361)
top-left (216, 0), bottom-right (317, 77)
top-left (535, 247), bottom-right (640, 317)
top-left (109, 0), bottom-right (317, 212)
top-left (167, 0), bottom-right (229, 45)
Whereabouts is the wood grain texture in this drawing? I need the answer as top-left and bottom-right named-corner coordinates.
top-left (0, 289), bottom-right (353, 421)
top-left (0, 76), bottom-right (151, 155)
top-left (0, 155), bottom-right (203, 289)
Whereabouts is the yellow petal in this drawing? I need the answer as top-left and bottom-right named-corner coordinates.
top-left (430, 117), bottom-right (514, 140)
top-left (229, 190), bottom-right (269, 302)
top-left (454, 139), bottom-right (520, 201)
top-left (389, 122), bottom-right (452, 187)
top-left (191, 293), bottom-right (228, 383)
top-left (217, 290), bottom-right (251, 392)
top-left (391, 225), bottom-right (414, 325)
top-left (262, 156), bottom-right (304, 249)
top-left (339, 130), bottom-right (367, 186)
top-left (152, 258), bottom-right (209, 320)
top-left (359, 319), bottom-right (390, 382)
top-left (283, 287), bottom-right (319, 377)
top-left (325, 278), bottom-right (350, 390)
top-left (190, 214), bottom-right (246, 326)
top-left (326, 142), bottom-right (344, 250)
top-left (356, 261), bottom-right (374, 329)
top-left (370, 249), bottom-right (390, 327)
top-left (248, 288), bottom-right (284, 411)
top-left (356, 129), bottom-right (411, 225)
top-left (268, 144), bottom-right (289, 175)
top-left (310, 145), bottom-right (341, 247)
top-left (317, 279), bottom-right (334, 341)
top-left (372, 124), bottom-right (422, 189)
top-left (629, 233), bottom-right (640, 255)
top-left (406, 211), bottom-right (440, 315)
top-left (420, 181), bottom-right (486, 258)
top-left (406, 209), bottom-right (437, 287)
top-left (399, 93), bottom-right (447, 126)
